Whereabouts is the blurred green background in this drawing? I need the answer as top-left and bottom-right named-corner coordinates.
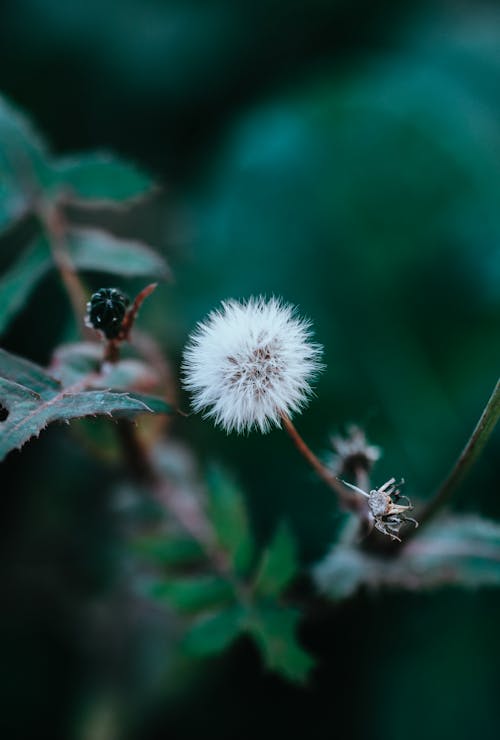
top-left (1, 0), bottom-right (500, 738)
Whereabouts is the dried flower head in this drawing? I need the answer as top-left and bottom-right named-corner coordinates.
top-left (182, 297), bottom-right (323, 434)
top-left (341, 476), bottom-right (418, 542)
top-left (328, 425), bottom-right (381, 477)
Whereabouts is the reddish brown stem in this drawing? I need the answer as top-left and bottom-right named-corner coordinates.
top-left (41, 202), bottom-right (93, 338)
top-left (119, 283), bottom-right (158, 340)
top-left (281, 413), bottom-right (364, 511)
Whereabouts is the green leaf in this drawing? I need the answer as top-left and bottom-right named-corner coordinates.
top-left (313, 516), bottom-right (500, 600)
top-left (254, 523), bottom-right (299, 598)
top-left (0, 347), bottom-right (60, 397)
top-left (51, 342), bottom-right (160, 392)
top-left (67, 228), bottom-right (170, 279)
top-left (0, 236), bottom-right (51, 335)
top-left (0, 95), bottom-right (48, 232)
top-left (0, 348), bottom-right (171, 460)
top-left (50, 152), bottom-right (155, 204)
top-left (206, 467), bottom-right (255, 575)
top-left (247, 606), bottom-right (314, 684)
top-left (133, 535), bottom-right (204, 567)
top-left (183, 606), bottom-right (244, 657)
top-left (148, 576), bottom-right (234, 614)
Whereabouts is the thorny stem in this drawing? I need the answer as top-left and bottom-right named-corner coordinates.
top-left (280, 413), bottom-right (365, 513)
top-left (418, 378), bottom-right (500, 528)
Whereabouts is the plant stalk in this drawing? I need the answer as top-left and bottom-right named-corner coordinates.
top-left (280, 413), bottom-right (365, 512)
top-left (418, 378), bottom-right (500, 527)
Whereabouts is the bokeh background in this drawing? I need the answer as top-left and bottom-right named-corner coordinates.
top-left (1, 0), bottom-right (500, 738)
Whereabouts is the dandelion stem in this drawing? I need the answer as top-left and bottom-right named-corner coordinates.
top-left (419, 378), bottom-right (500, 527)
top-left (280, 413), bottom-right (364, 511)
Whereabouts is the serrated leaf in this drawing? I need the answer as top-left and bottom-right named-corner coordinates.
top-left (50, 152), bottom-right (154, 204)
top-left (183, 606), bottom-right (244, 657)
top-left (147, 576), bottom-right (234, 614)
top-left (247, 606), bottom-right (314, 684)
top-left (0, 95), bottom-right (48, 232)
top-left (313, 516), bottom-right (500, 600)
top-left (67, 228), bottom-right (170, 279)
top-left (0, 347), bottom-right (60, 397)
top-left (206, 467), bottom-right (255, 575)
top-left (254, 523), bottom-right (299, 598)
top-left (0, 348), bottom-right (171, 460)
top-left (0, 236), bottom-right (51, 335)
top-left (133, 535), bottom-right (204, 566)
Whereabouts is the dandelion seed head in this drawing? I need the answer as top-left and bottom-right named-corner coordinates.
top-left (182, 297), bottom-right (324, 433)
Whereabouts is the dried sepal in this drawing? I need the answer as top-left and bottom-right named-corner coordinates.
top-left (341, 476), bottom-right (418, 542)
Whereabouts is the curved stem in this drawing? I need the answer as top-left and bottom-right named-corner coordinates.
top-left (418, 378), bottom-right (500, 527)
top-left (280, 413), bottom-right (365, 512)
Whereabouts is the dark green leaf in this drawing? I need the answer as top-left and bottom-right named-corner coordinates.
top-left (206, 467), bottom-right (255, 575)
top-left (254, 522), bottom-right (299, 598)
top-left (183, 606), bottom-right (244, 657)
top-left (0, 347), bottom-right (60, 398)
top-left (313, 516), bottom-right (500, 600)
top-left (0, 95), bottom-right (48, 231)
top-left (0, 236), bottom-right (51, 335)
top-left (247, 606), bottom-right (314, 684)
top-left (0, 348), bottom-right (171, 460)
top-left (67, 228), bottom-right (170, 279)
top-left (148, 576), bottom-right (234, 614)
top-left (50, 152), bottom-right (154, 204)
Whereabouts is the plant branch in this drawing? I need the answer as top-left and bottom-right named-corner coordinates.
top-left (418, 378), bottom-right (500, 527)
top-left (280, 413), bottom-right (365, 512)
top-left (39, 200), bottom-right (93, 339)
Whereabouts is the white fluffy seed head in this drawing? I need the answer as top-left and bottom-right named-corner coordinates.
top-left (182, 296), bottom-right (324, 434)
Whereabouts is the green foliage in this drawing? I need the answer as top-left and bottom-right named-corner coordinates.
top-left (0, 347), bottom-right (171, 460)
top-left (2, 13), bottom-right (500, 728)
top-left (148, 576), bottom-right (234, 614)
top-left (206, 466), bottom-right (255, 575)
top-left (49, 153), bottom-right (155, 204)
top-left (246, 606), bottom-right (314, 684)
top-left (0, 95), bottom-right (47, 232)
top-left (0, 237), bottom-right (51, 334)
top-left (0, 93), bottom-right (168, 338)
top-left (132, 536), bottom-right (204, 567)
top-left (183, 606), bottom-right (245, 657)
top-left (67, 228), bottom-right (170, 279)
top-left (141, 468), bottom-right (313, 683)
top-left (254, 522), bottom-right (299, 598)
top-left (314, 516), bottom-right (500, 600)
top-left (50, 341), bottom-right (163, 394)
